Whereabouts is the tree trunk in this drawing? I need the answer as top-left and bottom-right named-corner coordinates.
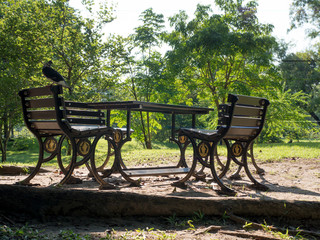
top-left (0, 113), bottom-right (10, 163)
top-left (309, 110), bottom-right (320, 126)
top-left (1, 150), bottom-right (6, 163)
top-left (146, 112), bottom-right (152, 149)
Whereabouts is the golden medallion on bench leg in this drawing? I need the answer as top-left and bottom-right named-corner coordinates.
top-left (77, 138), bottom-right (91, 156)
top-left (114, 129), bottom-right (122, 143)
top-left (231, 142), bottom-right (243, 157)
top-left (198, 141), bottom-right (210, 158)
top-left (179, 135), bottom-right (187, 144)
top-left (44, 137), bottom-right (57, 153)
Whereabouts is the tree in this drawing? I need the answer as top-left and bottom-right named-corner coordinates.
top-left (289, 0), bottom-right (320, 126)
top-left (0, 0), bottom-right (48, 162)
top-left (280, 53), bottom-right (320, 126)
top-left (164, 1), bottom-right (279, 113)
top-left (123, 8), bottom-right (169, 149)
top-left (290, 0), bottom-right (320, 39)
top-left (0, 0), bottom-right (117, 162)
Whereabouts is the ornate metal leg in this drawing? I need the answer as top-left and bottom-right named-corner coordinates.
top-left (173, 136), bottom-right (206, 181)
top-left (16, 138), bottom-right (44, 186)
top-left (209, 146), bottom-right (236, 196)
top-left (59, 138), bottom-right (78, 185)
top-left (230, 142), bottom-right (264, 179)
top-left (56, 136), bottom-right (82, 184)
top-left (88, 135), bottom-right (116, 190)
top-left (96, 140), bottom-right (113, 171)
top-left (171, 139), bottom-right (198, 189)
top-left (214, 145), bottom-right (226, 170)
top-left (17, 136), bottom-right (58, 186)
top-left (242, 153), bottom-right (268, 191)
top-left (248, 142), bottom-right (265, 174)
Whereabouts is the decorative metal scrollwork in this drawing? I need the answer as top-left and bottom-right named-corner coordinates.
top-left (44, 137), bottom-right (57, 153)
top-left (198, 141), bottom-right (210, 158)
top-left (77, 138), bottom-right (91, 156)
top-left (231, 142), bottom-right (243, 157)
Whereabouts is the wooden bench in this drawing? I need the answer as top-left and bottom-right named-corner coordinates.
top-left (18, 85), bottom-right (116, 189)
top-left (178, 94), bottom-right (270, 195)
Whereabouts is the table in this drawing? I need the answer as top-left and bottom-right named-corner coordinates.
top-left (88, 101), bottom-right (214, 188)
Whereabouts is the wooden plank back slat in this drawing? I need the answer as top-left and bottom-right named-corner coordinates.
top-left (27, 110), bottom-right (56, 120)
top-left (67, 118), bottom-right (105, 125)
top-left (230, 116), bottom-right (261, 127)
top-left (30, 121), bottom-right (60, 130)
top-left (26, 98), bottom-right (55, 109)
top-left (21, 86), bottom-right (61, 97)
top-left (235, 94), bottom-right (268, 107)
top-left (66, 110), bottom-right (104, 118)
top-left (233, 105), bottom-right (262, 117)
top-left (225, 126), bottom-right (259, 137)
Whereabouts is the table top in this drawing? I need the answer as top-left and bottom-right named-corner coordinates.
top-left (88, 101), bottom-right (214, 114)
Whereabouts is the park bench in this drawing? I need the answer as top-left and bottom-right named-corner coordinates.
top-left (18, 85), bottom-right (119, 189)
top-left (178, 94), bottom-right (270, 195)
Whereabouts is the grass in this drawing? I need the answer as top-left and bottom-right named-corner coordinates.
top-left (3, 137), bottom-right (320, 168)
top-left (248, 140), bottom-right (320, 162)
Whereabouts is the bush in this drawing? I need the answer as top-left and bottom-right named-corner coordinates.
top-left (9, 137), bottom-right (36, 151)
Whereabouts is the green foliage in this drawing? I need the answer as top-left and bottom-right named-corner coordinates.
top-left (280, 52), bottom-right (320, 126)
top-left (164, 1), bottom-right (279, 109)
top-left (9, 137), bottom-right (36, 151)
top-left (290, 0), bottom-right (320, 39)
top-left (0, 224), bottom-right (48, 240)
top-left (120, 8), bottom-right (172, 148)
top-left (260, 85), bottom-right (315, 143)
top-left (0, 225), bottom-right (92, 240)
top-left (58, 230), bottom-right (91, 240)
top-left (0, 0), bottom-right (117, 161)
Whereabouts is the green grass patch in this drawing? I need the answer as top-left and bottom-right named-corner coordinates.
top-left (3, 138), bottom-right (320, 167)
top-left (250, 141), bottom-right (320, 162)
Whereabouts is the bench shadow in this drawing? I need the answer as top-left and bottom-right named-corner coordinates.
top-left (220, 173), bottom-right (320, 200)
top-left (258, 174), bottom-right (320, 198)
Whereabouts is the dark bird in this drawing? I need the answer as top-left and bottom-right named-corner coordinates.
top-left (42, 60), bottom-right (72, 91)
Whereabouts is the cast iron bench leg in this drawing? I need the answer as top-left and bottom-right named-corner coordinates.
top-left (230, 143), bottom-right (265, 179)
top-left (242, 153), bottom-right (269, 191)
top-left (17, 135), bottom-right (63, 186)
top-left (208, 148), bottom-right (236, 196)
top-left (88, 134), bottom-right (116, 190)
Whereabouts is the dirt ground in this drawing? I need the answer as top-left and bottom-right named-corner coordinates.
top-left (1, 157), bottom-right (320, 239)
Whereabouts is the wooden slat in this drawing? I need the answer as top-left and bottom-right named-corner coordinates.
top-left (230, 116), bottom-right (261, 127)
top-left (20, 86), bottom-right (53, 98)
top-left (67, 118), bottom-right (105, 125)
top-left (27, 110), bottom-right (56, 120)
top-left (66, 110), bottom-right (104, 118)
top-left (30, 121), bottom-right (60, 130)
top-left (233, 94), bottom-right (268, 106)
top-left (65, 101), bottom-right (92, 109)
top-left (226, 126), bottom-right (259, 137)
top-left (39, 130), bottom-right (64, 135)
top-left (233, 105), bottom-right (262, 117)
top-left (26, 98), bottom-right (55, 109)
top-left (123, 167), bottom-right (190, 177)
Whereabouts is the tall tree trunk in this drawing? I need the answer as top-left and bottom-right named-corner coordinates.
top-left (0, 113), bottom-right (10, 162)
top-left (145, 112), bottom-right (152, 149)
top-left (309, 111), bottom-right (320, 126)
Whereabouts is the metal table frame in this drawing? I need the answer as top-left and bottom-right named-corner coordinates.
top-left (88, 101), bottom-right (214, 188)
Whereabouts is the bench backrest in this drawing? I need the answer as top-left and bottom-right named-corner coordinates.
top-left (19, 85), bottom-right (105, 137)
top-left (217, 94), bottom-right (269, 141)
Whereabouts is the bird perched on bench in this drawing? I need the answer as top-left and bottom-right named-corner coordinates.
top-left (42, 60), bottom-right (72, 92)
